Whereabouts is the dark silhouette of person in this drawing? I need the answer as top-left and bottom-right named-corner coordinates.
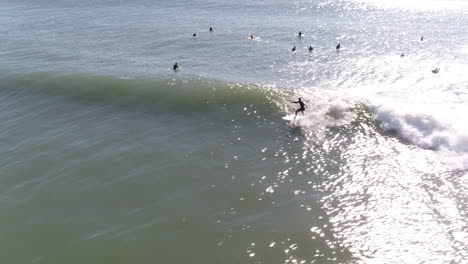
top-left (298, 31), bottom-right (303, 38)
top-left (421, 36), bottom-right (424, 41)
top-left (400, 53), bottom-right (405, 57)
top-left (336, 43), bottom-right (341, 50)
top-left (173, 63), bottom-right (179, 71)
top-left (292, 46), bottom-right (296, 52)
top-left (432, 68), bottom-right (440, 74)
top-left (309, 45), bottom-right (314, 52)
top-left (293, 98), bottom-right (306, 117)
top-left (193, 33), bottom-right (197, 37)
top-left (209, 27), bottom-right (213, 32)
top-left (250, 34), bottom-right (255, 39)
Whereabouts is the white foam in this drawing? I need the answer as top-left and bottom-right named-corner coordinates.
top-left (329, 54), bottom-right (468, 168)
top-left (283, 87), bottom-right (468, 169)
top-left (282, 91), bottom-right (357, 140)
top-left (371, 102), bottom-right (468, 168)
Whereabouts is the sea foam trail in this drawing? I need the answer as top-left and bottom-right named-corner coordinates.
top-left (280, 91), bottom-right (360, 140)
top-left (280, 87), bottom-right (468, 169)
top-left (371, 103), bottom-right (468, 168)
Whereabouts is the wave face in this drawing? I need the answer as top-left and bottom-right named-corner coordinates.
top-left (0, 72), bottom-right (282, 113)
top-left (1, 72), bottom-right (467, 264)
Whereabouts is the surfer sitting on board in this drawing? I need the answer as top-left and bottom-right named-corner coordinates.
top-left (293, 98), bottom-right (306, 117)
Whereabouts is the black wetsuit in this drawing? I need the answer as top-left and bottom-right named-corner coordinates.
top-left (295, 100), bottom-right (305, 111)
top-left (294, 100), bottom-right (306, 116)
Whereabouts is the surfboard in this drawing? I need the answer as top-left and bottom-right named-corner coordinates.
top-left (282, 114), bottom-right (300, 126)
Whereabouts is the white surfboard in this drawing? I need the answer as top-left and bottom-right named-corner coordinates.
top-left (282, 114), bottom-right (300, 126)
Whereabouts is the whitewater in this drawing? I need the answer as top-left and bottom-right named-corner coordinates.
top-left (0, 0), bottom-right (467, 263)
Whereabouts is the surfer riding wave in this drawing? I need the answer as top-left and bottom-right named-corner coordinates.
top-left (293, 98), bottom-right (306, 117)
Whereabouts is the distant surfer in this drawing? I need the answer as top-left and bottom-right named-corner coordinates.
top-left (173, 62), bottom-right (179, 71)
top-left (431, 68), bottom-right (440, 74)
top-left (336, 43), bottom-right (341, 50)
top-left (292, 46), bottom-right (296, 52)
top-left (298, 31), bottom-right (303, 38)
top-left (250, 34), bottom-right (255, 39)
top-left (309, 45), bottom-right (314, 52)
top-left (400, 53), bottom-right (405, 57)
top-left (293, 98), bottom-right (306, 117)
top-left (421, 36), bottom-right (424, 41)
top-left (209, 27), bottom-right (213, 32)
top-left (193, 33), bottom-right (197, 37)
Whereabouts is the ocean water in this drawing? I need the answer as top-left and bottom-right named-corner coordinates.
top-left (1, 0), bottom-right (467, 263)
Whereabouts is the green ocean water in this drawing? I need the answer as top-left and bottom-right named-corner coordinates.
top-left (0, 74), bottom-right (346, 263)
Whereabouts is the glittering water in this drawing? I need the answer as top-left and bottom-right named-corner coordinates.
top-left (1, 0), bottom-right (467, 263)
